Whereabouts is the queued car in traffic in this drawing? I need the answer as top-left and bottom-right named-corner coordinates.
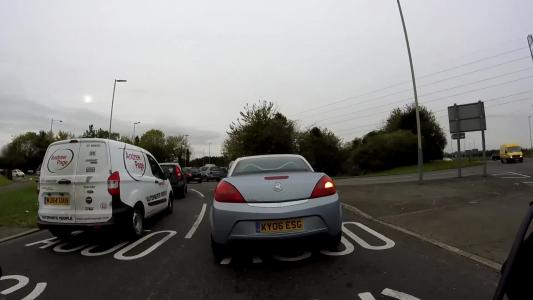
top-left (202, 165), bottom-right (224, 182)
top-left (183, 167), bottom-right (203, 183)
top-left (160, 163), bottom-right (188, 198)
top-left (37, 138), bottom-right (173, 239)
top-left (209, 154), bottom-right (342, 261)
top-left (11, 169), bottom-right (25, 177)
top-left (500, 144), bottom-right (523, 163)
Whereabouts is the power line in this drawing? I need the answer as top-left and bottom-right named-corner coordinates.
top-left (304, 73), bottom-right (533, 128)
top-left (289, 46), bottom-right (528, 117)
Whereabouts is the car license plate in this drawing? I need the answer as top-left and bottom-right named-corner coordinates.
top-left (256, 218), bottom-right (304, 233)
top-left (45, 196), bottom-right (70, 206)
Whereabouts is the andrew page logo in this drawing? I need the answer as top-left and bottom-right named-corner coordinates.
top-left (125, 150), bottom-right (145, 172)
top-left (47, 149), bottom-right (74, 172)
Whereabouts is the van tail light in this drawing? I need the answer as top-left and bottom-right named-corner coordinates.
top-left (310, 175), bottom-right (336, 199)
top-left (214, 181), bottom-right (245, 203)
top-left (107, 171), bottom-right (120, 196)
top-left (175, 167), bottom-right (182, 179)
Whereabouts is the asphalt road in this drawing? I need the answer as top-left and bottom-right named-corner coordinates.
top-left (0, 182), bottom-right (499, 299)
top-left (336, 158), bottom-right (533, 186)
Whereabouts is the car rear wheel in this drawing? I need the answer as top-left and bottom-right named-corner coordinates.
top-left (166, 196), bottom-right (174, 214)
top-left (325, 233), bottom-right (342, 251)
top-left (49, 228), bottom-right (72, 239)
top-left (211, 236), bottom-right (227, 262)
top-left (129, 207), bottom-right (144, 239)
top-left (177, 185), bottom-right (186, 198)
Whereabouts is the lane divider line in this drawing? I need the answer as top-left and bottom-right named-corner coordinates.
top-left (185, 203), bottom-right (207, 239)
top-left (190, 188), bottom-right (205, 198)
top-left (341, 203), bottom-right (502, 271)
top-left (220, 257), bottom-right (232, 265)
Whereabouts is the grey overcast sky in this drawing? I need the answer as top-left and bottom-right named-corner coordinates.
top-left (1, 0), bottom-right (533, 156)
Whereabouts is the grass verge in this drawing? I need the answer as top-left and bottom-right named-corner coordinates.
top-left (0, 182), bottom-right (38, 227)
top-left (0, 175), bottom-right (11, 187)
top-left (367, 160), bottom-right (484, 176)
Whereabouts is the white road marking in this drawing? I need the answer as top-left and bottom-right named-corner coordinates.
top-left (0, 275), bottom-right (29, 295)
top-left (502, 177), bottom-right (527, 179)
top-left (220, 257), bottom-right (232, 265)
top-left (53, 243), bottom-right (89, 253)
top-left (114, 230), bottom-right (176, 261)
top-left (252, 256), bottom-right (262, 264)
top-left (25, 237), bottom-right (61, 249)
top-left (358, 292), bottom-right (376, 300)
top-left (381, 288), bottom-right (420, 300)
top-left (185, 203), bottom-right (207, 239)
top-left (190, 188), bottom-right (205, 198)
top-left (507, 171), bottom-right (530, 178)
top-left (81, 242), bottom-right (129, 257)
top-left (320, 236), bottom-right (355, 256)
top-left (342, 222), bottom-right (395, 250)
top-left (22, 282), bottom-right (47, 300)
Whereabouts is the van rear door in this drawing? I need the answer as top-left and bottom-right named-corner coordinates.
top-left (39, 141), bottom-right (81, 223)
top-left (74, 140), bottom-right (112, 223)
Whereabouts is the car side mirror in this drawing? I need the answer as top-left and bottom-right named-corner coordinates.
top-left (493, 204), bottom-right (533, 299)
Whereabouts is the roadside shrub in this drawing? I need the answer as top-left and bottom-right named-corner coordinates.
top-left (352, 130), bottom-right (418, 172)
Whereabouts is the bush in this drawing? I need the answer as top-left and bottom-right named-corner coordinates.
top-left (352, 130), bottom-right (418, 172)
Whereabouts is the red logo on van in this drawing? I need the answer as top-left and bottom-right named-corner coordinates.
top-left (125, 150), bottom-right (145, 172)
top-left (47, 149), bottom-right (74, 173)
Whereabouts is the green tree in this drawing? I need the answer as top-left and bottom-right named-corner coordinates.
top-left (56, 130), bottom-right (75, 141)
top-left (352, 130), bottom-right (418, 172)
top-left (165, 135), bottom-right (190, 164)
top-left (383, 104), bottom-right (446, 161)
top-left (0, 131), bottom-right (54, 170)
top-left (81, 125), bottom-right (119, 140)
top-left (223, 101), bottom-right (297, 160)
top-left (139, 129), bottom-right (167, 161)
top-left (297, 127), bottom-right (343, 176)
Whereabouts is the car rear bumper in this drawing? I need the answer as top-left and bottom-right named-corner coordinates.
top-left (210, 194), bottom-right (342, 245)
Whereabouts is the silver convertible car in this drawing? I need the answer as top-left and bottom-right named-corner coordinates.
top-left (209, 154), bottom-right (342, 260)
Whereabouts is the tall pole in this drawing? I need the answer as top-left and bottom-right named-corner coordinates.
top-left (527, 114), bottom-right (533, 150)
top-left (527, 34), bottom-right (533, 63)
top-left (208, 143), bottom-right (211, 164)
top-left (109, 79), bottom-right (127, 140)
top-left (109, 80), bottom-right (117, 139)
top-left (133, 121), bottom-right (140, 141)
top-left (397, 0), bottom-right (423, 183)
top-left (50, 118), bottom-right (62, 136)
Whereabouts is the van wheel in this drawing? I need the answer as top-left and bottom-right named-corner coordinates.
top-left (129, 207), bottom-right (144, 239)
top-left (166, 196), bottom-right (173, 214)
top-left (49, 228), bottom-right (72, 239)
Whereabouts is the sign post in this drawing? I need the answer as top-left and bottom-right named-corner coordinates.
top-left (448, 101), bottom-right (487, 178)
top-left (452, 132), bottom-right (465, 177)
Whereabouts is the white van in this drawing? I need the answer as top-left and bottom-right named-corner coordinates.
top-left (37, 138), bottom-right (173, 238)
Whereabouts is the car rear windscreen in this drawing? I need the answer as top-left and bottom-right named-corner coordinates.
top-left (232, 157), bottom-right (311, 176)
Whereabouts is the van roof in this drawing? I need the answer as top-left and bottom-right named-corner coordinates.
top-left (49, 138), bottom-right (145, 152)
top-left (501, 143), bottom-right (520, 147)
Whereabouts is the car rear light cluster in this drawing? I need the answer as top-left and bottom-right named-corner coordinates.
top-left (175, 166), bottom-right (182, 179)
top-left (214, 181), bottom-right (245, 203)
top-left (310, 175), bottom-right (336, 199)
top-left (107, 171), bottom-right (120, 196)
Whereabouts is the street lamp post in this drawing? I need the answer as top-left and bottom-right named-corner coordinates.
top-left (397, 0), bottom-right (424, 183)
top-left (208, 143), bottom-right (212, 164)
top-left (184, 134), bottom-right (190, 167)
top-left (50, 118), bottom-right (63, 135)
top-left (108, 79), bottom-right (127, 139)
top-left (132, 121), bottom-right (140, 141)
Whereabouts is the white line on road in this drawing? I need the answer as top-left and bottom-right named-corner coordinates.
top-left (185, 203), bottom-right (207, 239)
top-left (220, 257), bottom-right (232, 265)
top-left (358, 292), bottom-right (376, 300)
top-left (22, 282), bottom-right (47, 300)
top-left (381, 288), bottom-right (420, 300)
top-left (507, 171), bottom-right (530, 178)
top-left (190, 188), bottom-right (205, 198)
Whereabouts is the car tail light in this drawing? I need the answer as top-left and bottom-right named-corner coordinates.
top-left (310, 175), bottom-right (336, 199)
top-left (214, 181), bottom-right (245, 203)
top-left (175, 166), bottom-right (182, 179)
top-left (107, 171), bottom-right (120, 196)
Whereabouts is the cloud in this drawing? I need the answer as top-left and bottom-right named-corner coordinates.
top-left (0, 94), bottom-right (223, 155)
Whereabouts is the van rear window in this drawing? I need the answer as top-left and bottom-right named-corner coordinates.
top-left (43, 143), bottom-right (79, 175)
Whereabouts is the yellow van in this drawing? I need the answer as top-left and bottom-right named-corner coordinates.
top-left (500, 144), bottom-right (523, 163)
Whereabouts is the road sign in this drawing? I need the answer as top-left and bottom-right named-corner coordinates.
top-left (452, 132), bottom-right (465, 140)
top-left (448, 101), bottom-right (486, 133)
